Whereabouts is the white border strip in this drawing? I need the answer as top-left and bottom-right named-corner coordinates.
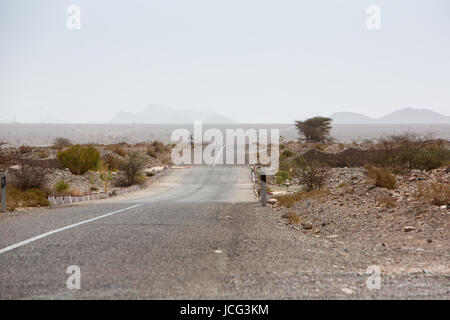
top-left (0, 204), bottom-right (143, 255)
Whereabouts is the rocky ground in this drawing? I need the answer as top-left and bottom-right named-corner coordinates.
top-left (267, 165), bottom-right (450, 278)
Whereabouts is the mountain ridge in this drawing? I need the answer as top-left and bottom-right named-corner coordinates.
top-left (110, 105), bottom-right (237, 124)
top-left (330, 108), bottom-right (450, 124)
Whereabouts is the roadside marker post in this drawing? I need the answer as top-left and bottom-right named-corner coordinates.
top-left (1, 174), bottom-right (6, 212)
top-left (261, 174), bottom-right (267, 207)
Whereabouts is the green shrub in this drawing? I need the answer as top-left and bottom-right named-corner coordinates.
top-left (366, 166), bottom-right (397, 189)
top-left (54, 179), bottom-right (70, 194)
top-left (281, 149), bottom-right (294, 159)
top-left (275, 170), bottom-right (291, 184)
top-left (57, 145), bottom-right (100, 175)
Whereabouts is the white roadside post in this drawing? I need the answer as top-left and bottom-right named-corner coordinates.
top-left (1, 174), bottom-right (6, 212)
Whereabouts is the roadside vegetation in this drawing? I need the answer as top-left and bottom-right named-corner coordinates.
top-left (0, 140), bottom-right (173, 211)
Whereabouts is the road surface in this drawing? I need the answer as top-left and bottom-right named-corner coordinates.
top-left (0, 165), bottom-right (448, 299)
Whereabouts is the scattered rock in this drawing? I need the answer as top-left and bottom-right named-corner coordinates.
top-left (301, 222), bottom-right (313, 230)
top-left (267, 198), bottom-right (278, 205)
top-left (341, 288), bottom-right (354, 295)
top-left (404, 226), bottom-right (415, 232)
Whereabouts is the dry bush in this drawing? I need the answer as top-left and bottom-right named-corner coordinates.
top-left (9, 157), bottom-right (48, 191)
top-left (38, 150), bottom-right (50, 158)
top-left (147, 147), bottom-right (157, 158)
top-left (57, 145), bottom-right (100, 175)
top-left (102, 153), bottom-right (119, 171)
top-left (2, 186), bottom-right (22, 211)
top-left (286, 211), bottom-right (301, 225)
top-left (365, 165), bottom-right (397, 189)
top-left (416, 182), bottom-right (450, 206)
top-left (53, 137), bottom-right (72, 148)
top-left (376, 133), bottom-right (450, 171)
top-left (276, 190), bottom-right (329, 208)
top-left (298, 165), bottom-right (328, 191)
top-left (377, 194), bottom-right (396, 209)
top-left (19, 145), bottom-right (33, 154)
top-left (151, 141), bottom-right (169, 153)
top-left (119, 151), bottom-right (146, 186)
top-left (22, 189), bottom-right (50, 207)
top-left (0, 186), bottom-right (49, 211)
top-left (107, 145), bottom-right (127, 157)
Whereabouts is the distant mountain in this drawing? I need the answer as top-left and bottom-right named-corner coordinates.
top-left (329, 112), bottom-right (375, 124)
top-left (110, 105), bottom-right (237, 124)
top-left (330, 108), bottom-right (450, 124)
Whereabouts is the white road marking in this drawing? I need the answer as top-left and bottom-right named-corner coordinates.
top-left (213, 144), bottom-right (227, 167)
top-left (0, 204), bottom-right (143, 255)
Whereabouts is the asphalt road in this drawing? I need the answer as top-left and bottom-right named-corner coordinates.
top-left (0, 165), bottom-right (448, 299)
top-left (0, 165), bottom-right (259, 299)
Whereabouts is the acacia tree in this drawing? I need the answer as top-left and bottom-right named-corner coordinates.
top-left (295, 117), bottom-right (332, 142)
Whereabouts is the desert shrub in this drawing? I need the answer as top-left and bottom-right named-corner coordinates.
top-left (0, 186), bottom-right (49, 211)
top-left (22, 189), bottom-right (50, 207)
top-left (107, 145), bottom-right (127, 157)
top-left (0, 152), bottom-right (15, 172)
top-left (275, 170), bottom-right (291, 185)
top-left (286, 211), bottom-right (300, 225)
top-left (366, 166), bottom-right (397, 189)
top-left (147, 147), bottom-right (157, 158)
top-left (38, 150), bottom-right (50, 158)
top-left (376, 133), bottom-right (450, 171)
top-left (119, 151), bottom-right (146, 186)
top-left (313, 143), bottom-right (326, 151)
top-left (90, 186), bottom-right (99, 192)
top-left (53, 137), bottom-right (72, 148)
top-left (102, 153), bottom-right (119, 171)
top-left (53, 179), bottom-right (69, 194)
top-left (9, 159), bottom-right (48, 191)
top-left (292, 158), bottom-right (328, 191)
top-left (19, 145), bottom-right (33, 154)
top-left (145, 171), bottom-right (155, 177)
top-left (151, 140), bottom-right (165, 150)
top-left (2, 186), bottom-right (22, 211)
top-left (57, 145), bottom-right (100, 175)
top-left (416, 182), bottom-right (450, 206)
top-left (414, 146), bottom-right (450, 171)
top-left (275, 190), bottom-right (329, 208)
top-left (377, 194), bottom-right (396, 209)
top-left (281, 149), bottom-right (294, 159)
top-left (337, 182), bottom-right (348, 188)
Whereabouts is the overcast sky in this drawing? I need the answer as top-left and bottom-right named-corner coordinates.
top-left (1, 0), bottom-right (449, 123)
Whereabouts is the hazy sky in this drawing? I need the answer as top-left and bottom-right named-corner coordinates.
top-left (1, 0), bottom-right (449, 123)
